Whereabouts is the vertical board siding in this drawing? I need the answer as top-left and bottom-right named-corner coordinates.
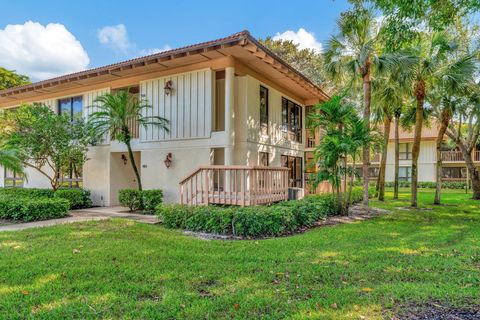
top-left (140, 69), bottom-right (212, 142)
top-left (83, 88), bottom-right (110, 144)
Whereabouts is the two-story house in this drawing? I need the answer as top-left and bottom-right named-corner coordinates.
top-left (0, 31), bottom-right (329, 206)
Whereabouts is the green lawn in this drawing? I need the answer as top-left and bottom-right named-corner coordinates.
top-left (0, 189), bottom-right (479, 319)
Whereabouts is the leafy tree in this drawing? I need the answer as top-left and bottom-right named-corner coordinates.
top-left (0, 67), bottom-right (30, 90)
top-left (445, 83), bottom-right (480, 199)
top-left (88, 89), bottom-right (169, 191)
top-left (350, 0), bottom-right (480, 47)
top-left (260, 37), bottom-right (330, 89)
top-left (0, 104), bottom-right (95, 190)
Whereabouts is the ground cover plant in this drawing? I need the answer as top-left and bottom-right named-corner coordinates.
top-left (0, 188), bottom-right (478, 319)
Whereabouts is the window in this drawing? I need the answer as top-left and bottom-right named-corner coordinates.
top-left (58, 96), bottom-right (84, 188)
top-left (259, 152), bottom-right (269, 166)
top-left (4, 168), bottom-right (23, 188)
top-left (282, 97), bottom-right (302, 143)
top-left (281, 155), bottom-right (303, 188)
top-left (399, 143), bottom-right (412, 160)
top-left (442, 167), bottom-right (467, 179)
top-left (260, 86), bottom-right (268, 135)
top-left (58, 96), bottom-right (83, 122)
top-left (59, 163), bottom-right (83, 188)
top-left (399, 167), bottom-right (412, 181)
top-left (369, 167), bottom-right (380, 178)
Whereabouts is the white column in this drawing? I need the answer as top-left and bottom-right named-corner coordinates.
top-left (224, 66), bottom-right (235, 165)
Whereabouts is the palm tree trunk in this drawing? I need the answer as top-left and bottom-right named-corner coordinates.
top-left (347, 156), bottom-right (356, 207)
top-left (126, 140), bottom-right (142, 191)
top-left (411, 82), bottom-right (425, 207)
top-left (393, 115), bottom-right (400, 199)
top-left (434, 111), bottom-right (449, 205)
top-left (378, 116), bottom-right (391, 201)
top-left (362, 64), bottom-right (372, 207)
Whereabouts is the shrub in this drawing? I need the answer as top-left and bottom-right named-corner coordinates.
top-left (142, 190), bottom-right (163, 214)
top-left (0, 188), bottom-right (54, 198)
top-left (0, 196), bottom-right (69, 222)
top-left (156, 187), bottom-right (369, 238)
top-left (119, 189), bottom-right (143, 211)
top-left (54, 189), bottom-right (92, 210)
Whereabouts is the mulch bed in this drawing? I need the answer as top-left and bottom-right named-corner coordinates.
top-left (393, 302), bottom-right (480, 320)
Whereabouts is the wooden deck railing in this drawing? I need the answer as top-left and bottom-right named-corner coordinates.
top-left (441, 151), bottom-right (464, 162)
top-left (179, 165), bottom-right (290, 206)
top-left (128, 117), bottom-right (140, 139)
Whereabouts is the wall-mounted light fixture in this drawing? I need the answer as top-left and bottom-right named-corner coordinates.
top-left (164, 80), bottom-right (174, 95)
top-left (121, 154), bottom-right (128, 165)
top-left (164, 152), bottom-right (173, 168)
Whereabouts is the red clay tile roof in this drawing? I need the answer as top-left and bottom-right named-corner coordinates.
top-left (0, 30), bottom-right (328, 100)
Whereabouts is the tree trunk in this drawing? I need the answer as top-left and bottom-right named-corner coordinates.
top-left (460, 147), bottom-right (480, 199)
top-left (362, 64), bottom-right (372, 207)
top-left (347, 156), bottom-right (356, 207)
top-left (411, 82), bottom-right (425, 207)
top-left (434, 110), bottom-right (449, 205)
top-left (126, 140), bottom-right (142, 191)
top-left (393, 115), bottom-right (400, 199)
top-left (378, 116), bottom-right (391, 201)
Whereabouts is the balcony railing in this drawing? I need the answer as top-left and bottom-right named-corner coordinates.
top-left (441, 151), bottom-right (464, 162)
top-left (128, 117), bottom-right (140, 139)
top-left (179, 165), bottom-right (290, 206)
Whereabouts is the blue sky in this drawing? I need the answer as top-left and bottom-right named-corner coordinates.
top-left (0, 0), bottom-right (352, 81)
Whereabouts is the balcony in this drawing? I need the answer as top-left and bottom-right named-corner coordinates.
top-left (441, 150), bottom-right (480, 162)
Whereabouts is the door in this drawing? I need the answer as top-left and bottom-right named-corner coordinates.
top-left (281, 155), bottom-right (303, 188)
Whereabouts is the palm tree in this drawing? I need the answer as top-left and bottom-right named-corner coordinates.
top-left (309, 94), bottom-right (370, 214)
top-left (324, 8), bottom-right (401, 206)
top-left (396, 31), bottom-right (475, 207)
top-left (88, 89), bottom-right (169, 191)
top-left (0, 145), bottom-right (24, 178)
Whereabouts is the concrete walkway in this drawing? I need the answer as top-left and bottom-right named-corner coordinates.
top-left (0, 206), bottom-right (159, 232)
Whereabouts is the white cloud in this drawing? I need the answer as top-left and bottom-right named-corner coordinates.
top-left (0, 21), bottom-right (90, 81)
top-left (97, 24), bottom-right (131, 52)
top-left (98, 24), bottom-right (170, 57)
top-left (273, 28), bottom-right (323, 52)
top-left (137, 45), bottom-right (172, 56)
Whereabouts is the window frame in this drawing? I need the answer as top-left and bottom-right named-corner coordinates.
top-left (259, 152), bottom-right (270, 167)
top-left (398, 166), bottom-right (412, 181)
top-left (58, 96), bottom-right (83, 122)
top-left (259, 86), bottom-right (269, 135)
top-left (399, 143), bottom-right (412, 160)
top-left (282, 97), bottom-right (303, 143)
top-left (4, 168), bottom-right (23, 188)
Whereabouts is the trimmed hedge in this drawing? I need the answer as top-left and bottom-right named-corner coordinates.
top-left (0, 196), bottom-right (69, 222)
top-left (118, 189), bottom-right (163, 213)
top-left (54, 189), bottom-right (93, 209)
top-left (0, 188), bottom-right (54, 198)
top-left (157, 188), bottom-right (368, 238)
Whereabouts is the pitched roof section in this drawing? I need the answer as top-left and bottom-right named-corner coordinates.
top-left (0, 30), bottom-right (329, 103)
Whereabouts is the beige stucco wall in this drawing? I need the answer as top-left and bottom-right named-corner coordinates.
top-left (141, 147), bottom-right (211, 204)
top-left (384, 140), bottom-right (437, 182)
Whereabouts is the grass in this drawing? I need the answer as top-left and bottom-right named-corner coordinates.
top-left (0, 189), bottom-right (479, 319)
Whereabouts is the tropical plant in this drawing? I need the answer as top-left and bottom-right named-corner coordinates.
top-left (88, 88), bottom-right (169, 191)
top-left (0, 145), bottom-right (24, 179)
top-left (308, 94), bottom-right (371, 214)
top-left (0, 104), bottom-right (94, 191)
top-left (324, 7), bottom-right (401, 206)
